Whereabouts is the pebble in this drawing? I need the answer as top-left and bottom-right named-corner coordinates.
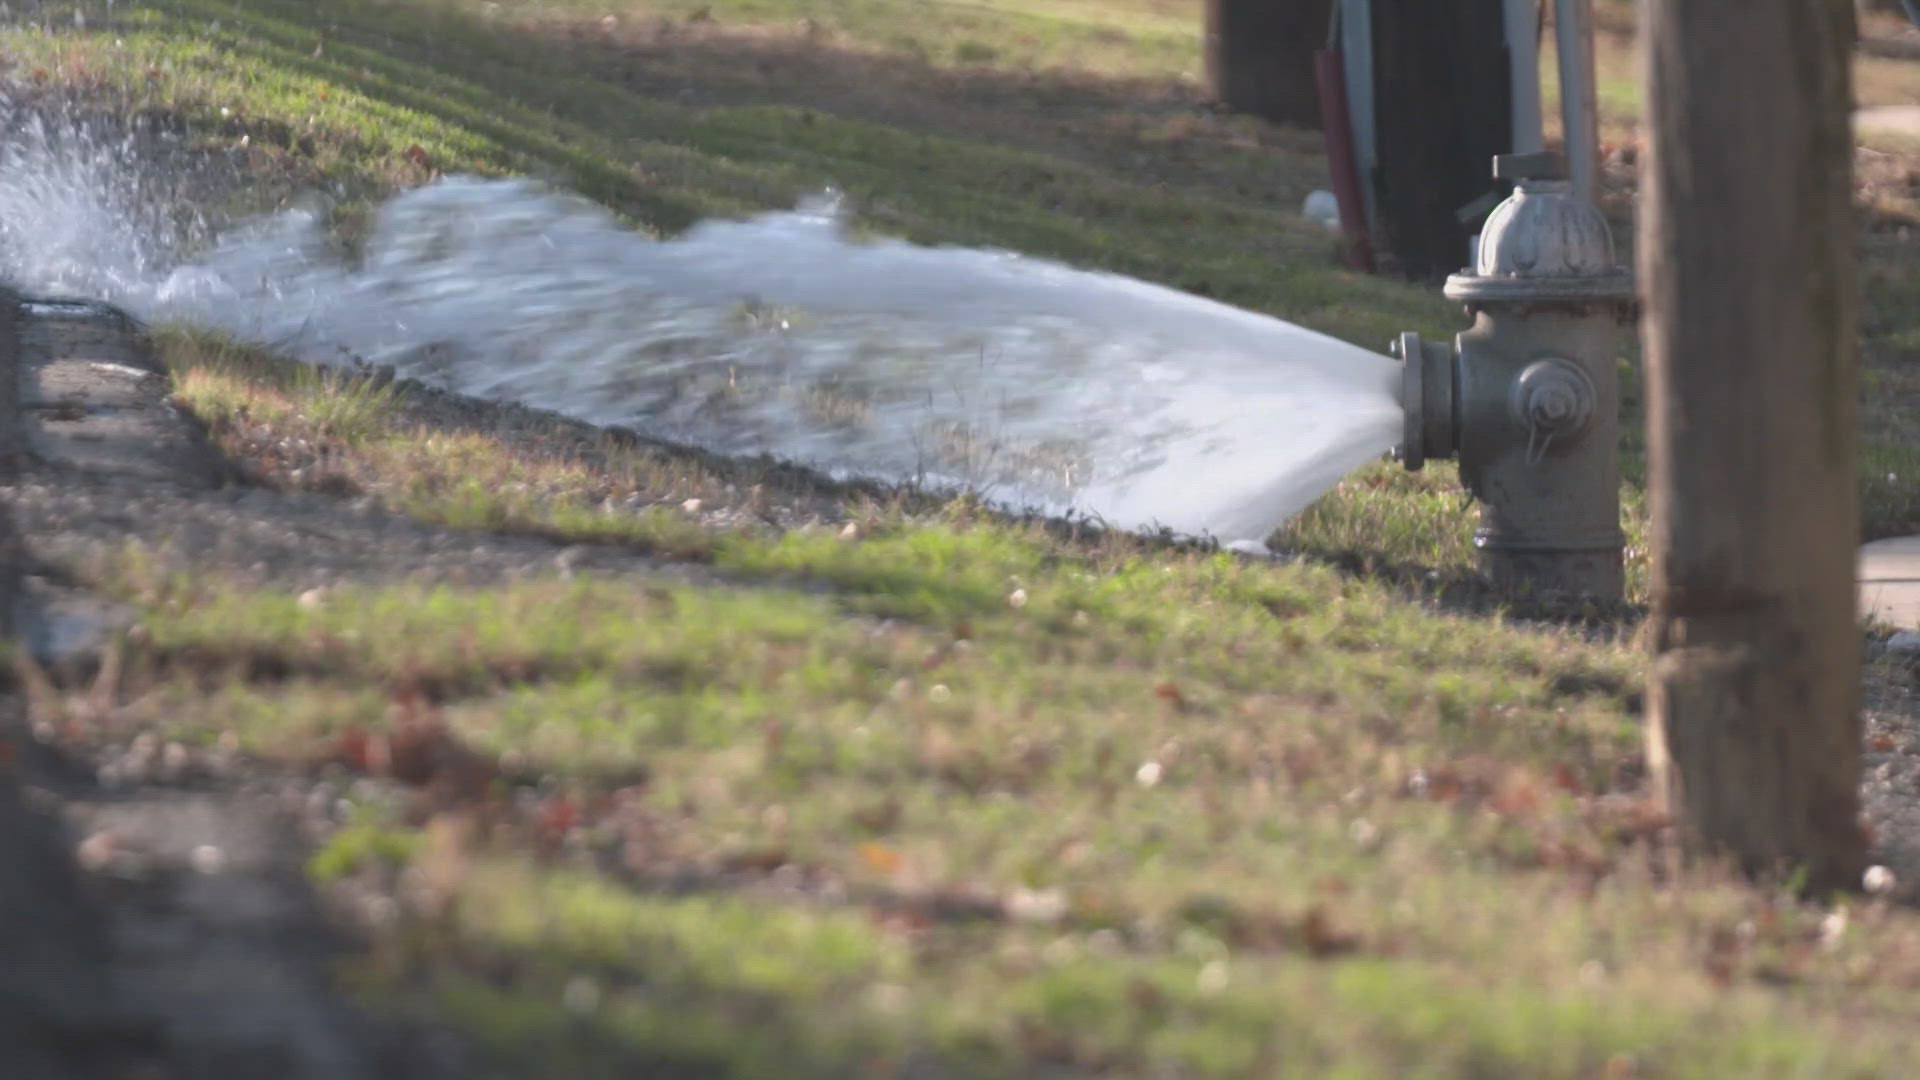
top-left (1866, 864), bottom-right (1898, 895)
top-left (1006, 887), bottom-right (1068, 925)
top-left (190, 844), bottom-right (226, 875)
top-left (562, 975), bottom-right (602, 1014)
top-left (161, 742), bottom-right (193, 781)
top-left (554, 545), bottom-right (589, 577)
top-left (76, 831), bottom-right (117, 871)
top-left (1196, 958), bottom-right (1231, 995)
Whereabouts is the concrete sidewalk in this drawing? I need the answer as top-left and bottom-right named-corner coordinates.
top-left (1864, 536), bottom-right (1920, 629)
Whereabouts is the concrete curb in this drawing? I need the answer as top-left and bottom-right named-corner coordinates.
top-left (1863, 535), bottom-right (1920, 630)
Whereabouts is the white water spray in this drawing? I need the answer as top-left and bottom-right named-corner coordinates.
top-left (0, 105), bottom-right (1404, 547)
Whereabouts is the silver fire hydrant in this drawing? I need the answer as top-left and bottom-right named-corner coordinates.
top-left (1394, 151), bottom-right (1634, 602)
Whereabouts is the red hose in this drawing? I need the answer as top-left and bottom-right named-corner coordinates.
top-left (1314, 48), bottom-right (1375, 274)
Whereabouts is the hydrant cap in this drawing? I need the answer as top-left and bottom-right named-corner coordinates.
top-left (1444, 152), bottom-right (1633, 305)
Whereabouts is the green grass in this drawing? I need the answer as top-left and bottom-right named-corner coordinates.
top-left (519, 0), bottom-right (1205, 77)
top-left (16, 0), bottom-right (1920, 1074)
top-left (82, 540), bottom-right (1920, 1077)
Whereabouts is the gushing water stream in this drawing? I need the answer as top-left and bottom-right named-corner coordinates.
top-left (0, 102), bottom-right (1403, 547)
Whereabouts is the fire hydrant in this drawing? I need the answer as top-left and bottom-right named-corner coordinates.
top-left (1395, 151), bottom-right (1634, 602)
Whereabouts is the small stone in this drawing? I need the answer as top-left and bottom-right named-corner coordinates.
top-left (1007, 588), bottom-right (1028, 610)
top-left (364, 894), bottom-right (399, 928)
top-left (298, 587), bottom-right (327, 610)
top-left (866, 981), bottom-right (909, 1014)
top-left (1196, 958), bottom-right (1231, 995)
top-left (839, 521), bottom-right (861, 540)
top-left (190, 844), bottom-right (226, 875)
top-left (1865, 864), bottom-right (1897, 895)
top-left (161, 742), bottom-right (192, 780)
top-left (76, 832), bottom-right (116, 871)
top-left (928, 684), bottom-right (952, 704)
top-left (1819, 908), bottom-right (1848, 949)
top-left (1885, 630), bottom-right (1920, 654)
top-left (1136, 760), bottom-right (1164, 788)
top-left (1006, 887), bottom-right (1068, 924)
top-left (681, 498), bottom-right (703, 514)
top-left (562, 975), bottom-right (602, 1014)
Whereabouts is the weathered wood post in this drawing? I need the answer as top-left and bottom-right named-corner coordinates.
top-left (1640, 1), bottom-right (1866, 891)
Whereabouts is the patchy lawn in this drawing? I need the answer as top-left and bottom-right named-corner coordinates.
top-left (9, 0), bottom-right (1920, 1075)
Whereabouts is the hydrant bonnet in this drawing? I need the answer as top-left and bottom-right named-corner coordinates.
top-left (1443, 151), bottom-right (1633, 308)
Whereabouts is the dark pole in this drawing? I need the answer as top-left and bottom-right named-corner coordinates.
top-left (1368, 0), bottom-right (1513, 280)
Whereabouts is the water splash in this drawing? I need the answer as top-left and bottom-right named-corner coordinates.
top-left (0, 108), bottom-right (1403, 547)
top-left (0, 95), bottom-right (221, 304)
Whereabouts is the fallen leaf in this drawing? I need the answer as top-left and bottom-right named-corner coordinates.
top-left (1301, 905), bottom-right (1362, 958)
top-left (857, 842), bottom-right (902, 875)
top-left (720, 848), bottom-right (789, 874)
top-left (1551, 762), bottom-right (1585, 795)
top-left (1490, 768), bottom-right (1545, 816)
top-left (1153, 681), bottom-right (1186, 710)
top-left (538, 794), bottom-right (579, 839)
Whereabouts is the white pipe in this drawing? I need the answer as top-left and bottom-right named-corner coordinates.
top-left (1507, 0), bottom-right (1543, 153)
top-left (1339, 0), bottom-right (1377, 231)
top-left (1553, 0), bottom-right (1599, 202)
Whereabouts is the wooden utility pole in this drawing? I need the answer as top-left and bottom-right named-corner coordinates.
top-left (1203, 0), bottom-right (1334, 130)
top-left (1640, 1), bottom-right (1866, 891)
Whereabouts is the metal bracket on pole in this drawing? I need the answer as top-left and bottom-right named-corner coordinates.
top-left (1553, 0), bottom-right (1599, 203)
top-left (1506, 0), bottom-right (1544, 154)
top-left (1338, 0), bottom-right (1377, 234)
